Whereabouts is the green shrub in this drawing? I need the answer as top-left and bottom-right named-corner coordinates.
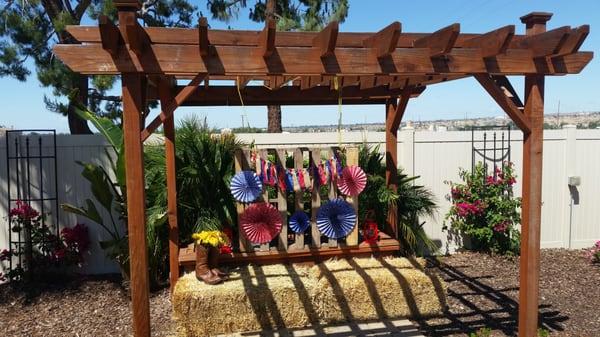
top-left (358, 145), bottom-right (438, 255)
top-left (444, 162), bottom-right (521, 255)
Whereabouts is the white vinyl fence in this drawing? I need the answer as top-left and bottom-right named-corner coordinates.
top-left (1, 127), bottom-right (599, 274)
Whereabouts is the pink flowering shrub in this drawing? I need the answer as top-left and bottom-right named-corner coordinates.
top-left (584, 241), bottom-right (600, 264)
top-left (2, 201), bottom-right (90, 281)
top-left (444, 162), bottom-right (521, 255)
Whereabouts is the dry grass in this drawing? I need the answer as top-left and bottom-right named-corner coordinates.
top-left (172, 257), bottom-right (446, 337)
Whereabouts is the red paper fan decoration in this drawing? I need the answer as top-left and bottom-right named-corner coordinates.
top-left (240, 203), bottom-right (282, 244)
top-left (337, 165), bottom-right (367, 196)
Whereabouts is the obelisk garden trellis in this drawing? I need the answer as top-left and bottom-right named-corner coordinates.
top-left (52, 1), bottom-right (592, 336)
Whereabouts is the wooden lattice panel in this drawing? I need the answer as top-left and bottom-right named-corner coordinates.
top-left (235, 146), bottom-right (359, 254)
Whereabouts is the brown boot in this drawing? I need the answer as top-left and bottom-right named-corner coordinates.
top-left (208, 246), bottom-right (229, 280)
top-left (195, 244), bottom-right (222, 285)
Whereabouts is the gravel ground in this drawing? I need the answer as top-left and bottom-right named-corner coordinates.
top-left (0, 249), bottom-right (598, 337)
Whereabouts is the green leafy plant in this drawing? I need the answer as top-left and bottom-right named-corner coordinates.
top-left (60, 107), bottom-right (130, 278)
top-left (538, 327), bottom-right (550, 337)
top-left (145, 116), bottom-right (242, 248)
top-left (358, 145), bottom-right (438, 255)
top-left (469, 327), bottom-right (492, 337)
top-left (444, 162), bottom-right (521, 255)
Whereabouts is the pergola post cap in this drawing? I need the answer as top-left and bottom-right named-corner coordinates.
top-left (114, 0), bottom-right (141, 10)
top-left (520, 12), bottom-right (553, 25)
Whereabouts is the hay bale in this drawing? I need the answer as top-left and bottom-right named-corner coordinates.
top-left (172, 264), bottom-right (316, 337)
top-left (310, 257), bottom-right (446, 323)
top-left (308, 256), bottom-right (427, 279)
top-left (172, 257), bottom-right (446, 336)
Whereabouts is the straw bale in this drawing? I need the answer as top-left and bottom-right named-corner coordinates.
top-left (172, 257), bottom-right (446, 336)
top-left (172, 264), bottom-right (316, 337)
top-left (310, 257), bottom-right (446, 323)
top-left (308, 256), bottom-right (427, 279)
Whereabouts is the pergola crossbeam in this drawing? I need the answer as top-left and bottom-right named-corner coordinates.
top-left (512, 25), bottom-right (571, 57)
top-left (552, 25), bottom-right (589, 57)
top-left (313, 21), bottom-right (338, 57)
top-left (463, 25), bottom-right (515, 58)
top-left (363, 21), bottom-right (401, 58)
top-left (198, 17), bottom-right (210, 57)
top-left (99, 15), bottom-right (122, 56)
top-left (413, 23), bottom-right (460, 57)
top-left (259, 18), bottom-right (277, 58)
top-left (123, 15), bottom-right (150, 57)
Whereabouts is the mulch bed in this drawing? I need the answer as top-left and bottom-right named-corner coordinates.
top-left (0, 249), bottom-right (598, 337)
top-left (418, 249), bottom-right (600, 337)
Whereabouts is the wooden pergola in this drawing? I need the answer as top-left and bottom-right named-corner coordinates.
top-left (53, 1), bottom-right (592, 336)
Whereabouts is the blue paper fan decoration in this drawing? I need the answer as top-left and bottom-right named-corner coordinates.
top-left (316, 199), bottom-right (357, 239)
top-left (230, 171), bottom-right (263, 203)
top-left (289, 210), bottom-right (310, 234)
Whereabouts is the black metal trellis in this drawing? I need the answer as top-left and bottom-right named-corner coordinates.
top-left (471, 125), bottom-right (512, 178)
top-left (5, 130), bottom-right (59, 281)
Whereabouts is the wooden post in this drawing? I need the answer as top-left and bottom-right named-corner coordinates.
top-left (122, 72), bottom-right (151, 337)
top-left (518, 12), bottom-right (551, 337)
top-left (158, 78), bottom-right (179, 293)
top-left (345, 147), bottom-right (359, 246)
top-left (385, 89), bottom-right (411, 239)
top-left (116, 2), bottom-right (151, 337)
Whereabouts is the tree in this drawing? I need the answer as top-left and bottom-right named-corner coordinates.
top-left (207, 0), bottom-right (349, 132)
top-left (0, 0), bottom-right (198, 134)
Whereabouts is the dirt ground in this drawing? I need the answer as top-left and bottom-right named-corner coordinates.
top-left (0, 249), bottom-right (598, 337)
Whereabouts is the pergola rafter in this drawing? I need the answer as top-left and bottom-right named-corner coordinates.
top-left (51, 3), bottom-right (592, 337)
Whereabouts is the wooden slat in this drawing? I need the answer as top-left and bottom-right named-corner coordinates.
top-left (462, 25), bottom-right (515, 58)
top-left (67, 25), bottom-right (535, 48)
top-left (53, 42), bottom-right (593, 76)
top-left (234, 150), bottom-right (254, 253)
top-left (413, 23), bottom-right (460, 57)
top-left (512, 26), bottom-right (571, 57)
top-left (259, 18), bottom-right (276, 58)
top-left (475, 74), bottom-right (531, 134)
top-left (198, 17), bottom-right (209, 57)
top-left (345, 147), bottom-right (359, 246)
top-left (259, 149), bottom-right (270, 252)
top-left (98, 15), bottom-right (121, 56)
top-left (140, 73), bottom-right (205, 140)
top-left (326, 147), bottom-right (338, 248)
top-left (310, 148), bottom-right (322, 248)
top-left (362, 21), bottom-right (401, 58)
top-left (313, 21), bottom-right (338, 57)
top-left (291, 148), bottom-right (306, 250)
top-left (275, 149), bottom-right (288, 251)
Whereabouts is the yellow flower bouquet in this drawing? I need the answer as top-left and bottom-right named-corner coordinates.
top-left (192, 230), bottom-right (229, 248)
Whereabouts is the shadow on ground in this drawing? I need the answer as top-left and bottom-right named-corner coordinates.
top-left (415, 259), bottom-right (568, 336)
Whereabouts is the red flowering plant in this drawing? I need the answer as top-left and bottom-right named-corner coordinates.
top-left (444, 162), bottom-right (521, 255)
top-left (584, 241), bottom-right (600, 264)
top-left (2, 201), bottom-right (90, 281)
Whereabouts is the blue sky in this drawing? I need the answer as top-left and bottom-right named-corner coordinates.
top-left (1, 0), bottom-right (598, 133)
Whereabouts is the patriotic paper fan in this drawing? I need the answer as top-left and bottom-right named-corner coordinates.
top-left (230, 171), bottom-right (263, 203)
top-left (289, 210), bottom-right (310, 234)
top-left (337, 165), bottom-right (367, 196)
top-left (240, 203), bottom-right (282, 244)
top-left (316, 199), bottom-right (356, 239)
